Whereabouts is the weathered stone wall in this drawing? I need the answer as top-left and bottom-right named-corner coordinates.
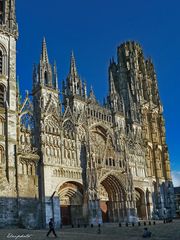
top-left (18, 198), bottom-right (41, 229)
top-left (0, 197), bottom-right (18, 227)
top-left (18, 174), bottom-right (39, 198)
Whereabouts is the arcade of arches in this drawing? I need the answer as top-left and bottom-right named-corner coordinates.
top-left (58, 177), bottom-right (151, 225)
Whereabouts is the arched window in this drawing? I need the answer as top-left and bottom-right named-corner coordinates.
top-left (0, 84), bottom-right (5, 107)
top-left (0, 0), bottom-right (4, 25)
top-left (0, 116), bottom-right (4, 135)
top-left (44, 71), bottom-right (48, 85)
top-left (29, 164), bottom-right (32, 175)
top-left (112, 159), bottom-right (115, 166)
top-left (67, 150), bottom-right (71, 159)
top-left (0, 44), bottom-right (7, 76)
top-left (0, 145), bottom-right (4, 164)
top-left (64, 149), bottom-right (67, 158)
top-left (54, 149), bottom-right (57, 157)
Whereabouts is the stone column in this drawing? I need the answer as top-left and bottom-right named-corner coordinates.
top-left (82, 192), bottom-right (88, 222)
top-left (88, 199), bottom-right (102, 224)
top-left (143, 195), bottom-right (148, 220)
top-left (45, 192), bottom-right (61, 228)
top-left (53, 193), bottom-right (61, 228)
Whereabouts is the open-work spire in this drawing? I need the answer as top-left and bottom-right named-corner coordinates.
top-left (41, 37), bottom-right (49, 63)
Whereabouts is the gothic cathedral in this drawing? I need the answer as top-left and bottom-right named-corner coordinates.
top-left (0, 0), bottom-right (175, 228)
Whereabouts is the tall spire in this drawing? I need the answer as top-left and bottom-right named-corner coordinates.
top-left (65, 51), bottom-right (84, 97)
top-left (32, 38), bottom-right (57, 90)
top-left (109, 69), bottom-right (116, 95)
top-left (70, 50), bottom-right (78, 76)
top-left (41, 37), bottom-right (49, 63)
top-left (108, 69), bottom-right (124, 113)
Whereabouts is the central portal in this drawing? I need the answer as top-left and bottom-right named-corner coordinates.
top-left (58, 181), bottom-right (83, 225)
top-left (99, 175), bottom-right (126, 223)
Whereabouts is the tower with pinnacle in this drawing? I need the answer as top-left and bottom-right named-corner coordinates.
top-left (63, 51), bottom-right (87, 112)
top-left (32, 38), bottom-right (61, 228)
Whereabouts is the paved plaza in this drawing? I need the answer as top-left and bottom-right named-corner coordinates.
top-left (0, 220), bottom-right (180, 240)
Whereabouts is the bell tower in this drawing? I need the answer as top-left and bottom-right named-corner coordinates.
top-left (32, 38), bottom-right (61, 228)
top-left (0, 0), bottom-right (19, 227)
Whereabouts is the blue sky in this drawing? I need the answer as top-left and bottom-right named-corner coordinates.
top-left (16, 0), bottom-right (180, 182)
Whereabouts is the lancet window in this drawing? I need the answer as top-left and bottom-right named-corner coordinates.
top-left (0, 84), bottom-right (5, 107)
top-left (0, 145), bottom-right (4, 164)
top-left (0, 116), bottom-right (4, 135)
top-left (0, 1), bottom-right (3, 25)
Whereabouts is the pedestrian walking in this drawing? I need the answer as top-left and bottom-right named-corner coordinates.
top-left (46, 218), bottom-right (57, 238)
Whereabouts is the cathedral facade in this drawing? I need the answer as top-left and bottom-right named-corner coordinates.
top-left (0, 0), bottom-right (175, 229)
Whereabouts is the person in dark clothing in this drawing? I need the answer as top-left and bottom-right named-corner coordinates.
top-left (46, 218), bottom-right (57, 238)
top-left (142, 227), bottom-right (152, 238)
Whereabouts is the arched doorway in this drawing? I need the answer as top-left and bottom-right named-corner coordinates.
top-left (99, 175), bottom-right (126, 223)
top-left (58, 181), bottom-right (83, 225)
top-left (135, 188), bottom-right (147, 220)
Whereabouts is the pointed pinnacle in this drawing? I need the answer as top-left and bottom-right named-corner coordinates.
top-left (53, 60), bottom-right (57, 72)
top-left (89, 85), bottom-right (96, 99)
top-left (109, 69), bottom-right (116, 94)
top-left (70, 50), bottom-right (77, 75)
top-left (41, 37), bottom-right (49, 63)
top-left (90, 85), bottom-right (93, 93)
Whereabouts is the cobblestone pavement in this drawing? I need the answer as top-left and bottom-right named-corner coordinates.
top-left (0, 220), bottom-right (180, 240)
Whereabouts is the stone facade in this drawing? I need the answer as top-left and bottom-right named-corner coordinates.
top-left (174, 187), bottom-right (180, 218)
top-left (0, 0), bottom-right (40, 228)
top-left (0, 0), bottom-right (175, 229)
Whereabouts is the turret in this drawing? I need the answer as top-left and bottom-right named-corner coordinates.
top-left (108, 67), bottom-right (124, 113)
top-left (146, 58), bottom-right (161, 106)
top-left (89, 85), bottom-right (96, 103)
top-left (63, 51), bottom-right (87, 111)
top-left (33, 38), bottom-right (58, 91)
top-left (65, 51), bottom-right (83, 96)
top-left (83, 80), bottom-right (87, 99)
